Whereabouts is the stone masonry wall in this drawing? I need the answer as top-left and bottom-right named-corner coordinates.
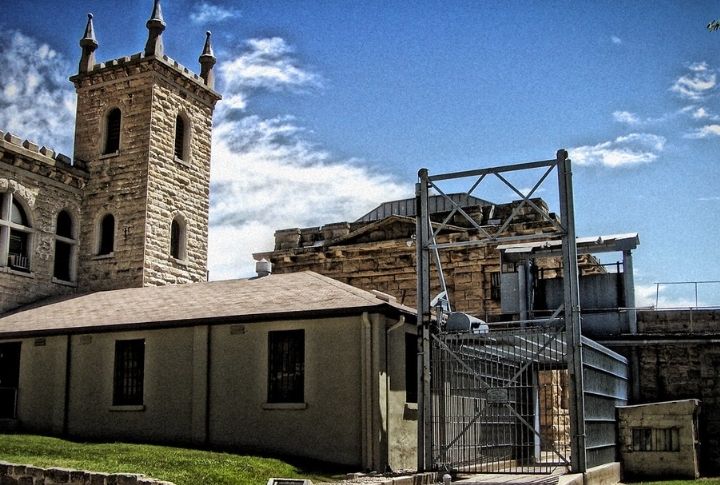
top-left (0, 132), bottom-right (87, 314)
top-left (0, 461), bottom-right (174, 485)
top-left (73, 63), bottom-right (154, 292)
top-left (631, 311), bottom-right (720, 472)
top-left (259, 200), bottom-right (602, 320)
top-left (142, 64), bottom-right (215, 286)
top-left (72, 56), bottom-right (218, 292)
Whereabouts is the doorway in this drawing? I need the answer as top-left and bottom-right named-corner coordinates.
top-left (0, 342), bottom-right (21, 419)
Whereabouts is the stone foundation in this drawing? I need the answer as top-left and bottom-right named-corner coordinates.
top-left (0, 461), bottom-right (174, 485)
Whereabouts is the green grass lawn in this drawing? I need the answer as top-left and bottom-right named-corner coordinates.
top-left (0, 434), bottom-right (343, 484)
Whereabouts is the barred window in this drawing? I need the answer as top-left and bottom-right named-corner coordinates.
top-left (113, 339), bottom-right (145, 406)
top-left (268, 330), bottom-right (304, 403)
top-left (632, 427), bottom-right (679, 452)
top-left (490, 271), bottom-right (501, 301)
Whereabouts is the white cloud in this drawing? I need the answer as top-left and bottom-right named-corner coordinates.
top-left (0, 30), bottom-right (75, 155)
top-left (610, 35), bottom-right (622, 45)
top-left (190, 2), bottom-right (240, 24)
top-left (635, 283), bottom-right (702, 308)
top-left (208, 40), bottom-right (410, 280)
top-left (692, 106), bottom-right (709, 119)
top-left (570, 133), bottom-right (666, 168)
top-left (219, 37), bottom-right (323, 103)
top-left (670, 61), bottom-right (717, 100)
top-left (208, 116), bottom-right (411, 279)
top-left (698, 196), bottom-right (720, 201)
top-left (612, 110), bottom-right (640, 125)
top-left (685, 124), bottom-right (720, 139)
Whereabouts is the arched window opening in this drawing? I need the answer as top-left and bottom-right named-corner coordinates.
top-left (54, 210), bottom-right (76, 281)
top-left (174, 115), bottom-right (185, 161)
top-left (103, 108), bottom-right (121, 154)
top-left (1, 193), bottom-right (32, 272)
top-left (169, 217), bottom-right (186, 261)
top-left (98, 214), bottom-right (115, 255)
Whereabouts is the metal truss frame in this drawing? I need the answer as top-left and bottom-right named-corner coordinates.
top-left (415, 150), bottom-right (587, 473)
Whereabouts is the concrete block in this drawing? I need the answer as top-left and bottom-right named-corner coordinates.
top-left (583, 462), bottom-right (621, 485)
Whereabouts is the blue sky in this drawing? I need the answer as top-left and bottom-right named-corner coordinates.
top-left (2, 1), bottom-right (719, 307)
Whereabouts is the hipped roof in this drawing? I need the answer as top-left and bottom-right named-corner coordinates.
top-left (0, 272), bottom-right (415, 338)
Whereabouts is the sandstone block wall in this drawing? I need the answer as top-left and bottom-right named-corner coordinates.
top-left (617, 400), bottom-right (700, 478)
top-left (258, 199), bottom-right (602, 320)
top-left (0, 461), bottom-right (175, 485)
top-left (71, 55), bottom-right (218, 292)
top-left (638, 309), bottom-right (719, 334)
top-left (0, 133), bottom-right (87, 314)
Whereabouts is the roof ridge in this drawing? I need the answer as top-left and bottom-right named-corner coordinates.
top-left (303, 271), bottom-right (382, 305)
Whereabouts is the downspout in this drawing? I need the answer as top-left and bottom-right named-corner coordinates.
top-left (385, 316), bottom-right (406, 472)
top-left (62, 334), bottom-right (72, 436)
top-left (205, 325), bottom-right (212, 446)
top-left (361, 312), bottom-right (373, 470)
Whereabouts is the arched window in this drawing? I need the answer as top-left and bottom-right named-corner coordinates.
top-left (0, 192), bottom-right (32, 272)
top-left (174, 115), bottom-right (185, 160)
top-left (103, 108), bottom-right (121, 154)
top-left (54, 210), bottom-right (77, 281)
top-left (97, 213), bottom-right (115, 255)
top-left (169, 216), bottom-right (186, 260)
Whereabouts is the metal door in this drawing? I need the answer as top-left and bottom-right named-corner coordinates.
top-left (430, 325), bottom-right (570, 474)
top-left (0, 342), bottom-right (21, 419)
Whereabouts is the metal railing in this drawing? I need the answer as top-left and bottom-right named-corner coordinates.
top-left (654, 280), bottom-right (720, 309)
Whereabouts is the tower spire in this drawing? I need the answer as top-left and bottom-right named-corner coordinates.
top-left (199, 31), bottom-right (217, 89)
top-left (144, 0), bottom-right (166, 57)
top-left (78, 13), bottom-right (98, 74)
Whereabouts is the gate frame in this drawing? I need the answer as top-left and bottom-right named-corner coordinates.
top-left (415, 150), bottom-right (587, 473)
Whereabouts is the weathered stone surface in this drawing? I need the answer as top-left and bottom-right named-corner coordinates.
top-left (1, 44), bottom-right (219, 314)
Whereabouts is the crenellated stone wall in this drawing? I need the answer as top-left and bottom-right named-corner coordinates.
top-left (72, 54), bottom-right (219, 292)
top-left (0, 132), bottom-right (87, 314)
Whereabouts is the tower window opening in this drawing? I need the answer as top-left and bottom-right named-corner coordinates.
top-left (170, 216), bottom-right (187, 260)
top-left (1, 193), bottom-right (32, 272)
top-left (174, 115), bottom-right (185, 160)
top-left (98, 213), bottom-right (115, 256)
top-left (103, 108), bottom-right (121, 154)
top-left (54, 210), bottom-right (77, 281)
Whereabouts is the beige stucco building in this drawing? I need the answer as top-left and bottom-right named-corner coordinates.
top-left (0, 271), bottom-right (418, 471)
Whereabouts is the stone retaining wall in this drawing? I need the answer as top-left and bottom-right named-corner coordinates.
top-left (0, 461), bottom-right (175, 485)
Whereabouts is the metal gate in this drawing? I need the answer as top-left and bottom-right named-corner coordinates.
top-left (430, 324), bottom-right (571, 474)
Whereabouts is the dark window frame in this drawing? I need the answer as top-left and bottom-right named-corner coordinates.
top-left (53, 210), bottom-right (75, 281)
top-left (267, 330), bottom-right (305, 404)
top-left (103, 108), bottom-right (121, 154)
top-left (98, 214), bottom-right (115, 255)
top-left (174, 115), bottom-right (186, 161)
top-left (113, 339), bottom-right (145, 406)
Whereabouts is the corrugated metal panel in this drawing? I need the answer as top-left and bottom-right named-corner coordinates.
top-left (356, 193), bottom-right (492, 222)
top-left (581, 336), bottom-right (628, 469)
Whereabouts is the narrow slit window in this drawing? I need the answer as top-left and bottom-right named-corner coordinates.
top-left (98, 214), bottom-right (115, 255)
top-left (174, 115), bottom-right (185, 160)
top-left (54, 210), bottom-right (76, 281)
top-left (104, 108), bottom-right (121, 154)
top-left (170, 218), bottom-right (185, 260)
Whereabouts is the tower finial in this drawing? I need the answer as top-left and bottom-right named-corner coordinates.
top-left (144, 0), bottom-right (166, 57)
top-left (199, 31), bottom-right (217, 89)
top-left (78, 13), bottom-right (98, 74)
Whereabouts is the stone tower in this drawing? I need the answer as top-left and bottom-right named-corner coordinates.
top-left (71, 1), bottom-right (221, 291)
